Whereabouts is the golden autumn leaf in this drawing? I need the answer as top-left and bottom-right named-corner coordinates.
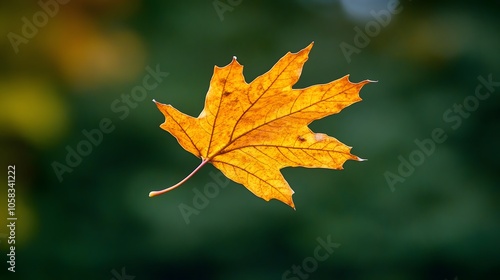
top-left (150, 42), bottom-right (373, 209)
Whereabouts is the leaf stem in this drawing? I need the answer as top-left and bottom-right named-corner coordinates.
top-left (149, 159), bottom-right (210, 197)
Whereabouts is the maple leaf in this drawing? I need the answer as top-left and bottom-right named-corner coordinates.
top-left (149, 42), bottom-right (373, 209)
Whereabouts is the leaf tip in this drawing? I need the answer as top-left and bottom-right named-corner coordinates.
top-left (302, 42), bottom-right (314, 53)
top-left (287, 197), bottom-right (296, 210)
top-left (276, 193), bottom-right (296, 209)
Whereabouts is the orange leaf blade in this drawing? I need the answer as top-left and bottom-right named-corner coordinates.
top-left (153, 43), bottom-right (373, 208)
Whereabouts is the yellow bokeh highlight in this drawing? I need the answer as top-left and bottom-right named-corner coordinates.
top-left (0, 78), bottom-right (69, 148)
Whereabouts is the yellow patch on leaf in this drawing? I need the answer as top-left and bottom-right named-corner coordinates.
top-left (150, 42), bottom-right (373, 209)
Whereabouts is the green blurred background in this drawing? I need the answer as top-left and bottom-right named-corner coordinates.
top-left (1, 0), bottom-right (499, 279)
